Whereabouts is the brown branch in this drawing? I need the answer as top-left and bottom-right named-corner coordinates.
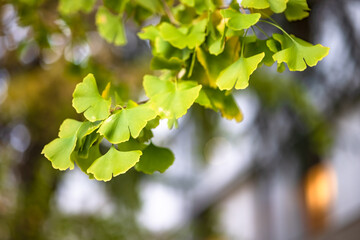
top-left (161, 0), bottom-right (180, 26)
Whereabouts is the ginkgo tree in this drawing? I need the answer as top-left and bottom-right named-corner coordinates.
top-left (42, 0), bottom-right (329, 181)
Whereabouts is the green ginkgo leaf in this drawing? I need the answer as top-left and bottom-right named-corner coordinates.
top-left (96, 6), bottom-right (127, 46)
top-left (103, 0), bottom-right (129, 13)
top-left (272, 33), bottom-right (329, 71)
top-left (98, 103), bottom-right (157, 144)
top-left (138, 25), bottom-right (160, 42)
top-left (220, 10), bottom-right (261, 31)
top-left (135, 143), bottom-right (175, 174)
top-left (42, 136), bottom-right (77, 170)
top-left (59, 0), bottom-right (96, 15)
top-left (241, 0), bottom-right (288, 13)
top-left (87, 146), bottom-right (142, 181)
top-left (159, 19), bottom-right (207, 49)
top-left (73, 144), bottom-right (102, 174)
top-left (284, 0), bottom-right (310, 21)
top-left (58, 119), bottom-right (83, 138)
top-left (180, 0), bottom-right (215, 14)
top-left (42, 119), bottom-right (102, 170)
top-left (134, 0), bottom-right (162, 13)
top-left (196, 37), bottom-right (239, 87)
top-left (42, 119), bottom-right (83, 170)
top-left (143, 75), bottom-right (202, 124)
top-left (196, 87), bottom-right (243, 122)
top-left (72, 74), bottom-right (111, 122)
top-left (216, 52), bottom-right (265, 90)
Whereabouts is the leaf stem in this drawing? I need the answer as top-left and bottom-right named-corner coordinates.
top-left (241, 28), bottom-right (249, 57)
top-left (188, 49), bottom-right (197, 78)
top-left (254, 25), bottom-right (270, 38)
top-left (161, 0), bottom-right (180, 26)
top-left (259, 20), bottom-right (294, 41)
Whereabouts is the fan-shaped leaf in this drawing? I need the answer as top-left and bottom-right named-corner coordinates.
top-left (143, 75), bottom-right (202, 126)
top-left (220, 10), bottom-right (261, 31)
top-left (59, 0), bottom-right (96, 15)
top-left (42, 119), bottom-right (83, 170)
top-left (272, 34), bottom-right (329, 71)
top-left (72, 74), bottom-right (111, 122)
top-left (135, 143), bottom-right (175, 174)
top-left (98, 103), bottom-right (157, 144)
top-left (196, 87), bottom-right (243, 122)
top-left (87, 146), bottom-right (142, 181)
top-left (241, 0), bottom-right (288, 13)
top-left (96, 6), bottom-right (127, 46)
top-left (180, 0), bottom-right (215, 14)
top-left (159, 19), bottom-right (207, 49)
top-left (284, 0), bottom-right (310, 21)
top-left (216, 52), bottom-right (265, 90)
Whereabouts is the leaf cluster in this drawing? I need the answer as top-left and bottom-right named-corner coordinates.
top-left (42, 0), bottom-right (329, 181)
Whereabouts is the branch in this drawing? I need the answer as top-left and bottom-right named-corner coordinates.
top-left (161, 0), bottom-right (180, 26)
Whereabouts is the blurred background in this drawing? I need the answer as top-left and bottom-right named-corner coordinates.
top-left (1, 0), bottom-right (360, 239)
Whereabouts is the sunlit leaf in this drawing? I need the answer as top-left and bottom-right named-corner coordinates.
top-left (196, 37), bottom-right (239, 87)
top-left (272, 33), bottom-right (329, 71)
top-left (196, 87), bottom-right (243, 122)
top-left (220, 10), bottom-right (261, 31)
top-left (180, 0), bottom-right (215, 14)
top-left (98, 103), bottom-right (157, 144)
top-left (42, 136), bottom-right (77, 170)
top-left (135, 143), bottom-right (175, 174)
top-left (241, 0), bottom-right (288, 13)
top-left (96, 6), bottom-right (127, 46)
top-left (134, 0), bottom-right (162, 13)
top-left (73, 144), bottom-right (102, 174)
top-left (58, 119), bottom-right (83, 138)
top-left (143, 75), bottom-right (201, 127)
top-left (284, 0), bottom-right (310, 21)
top-left (87, 146), bottom-right (142, 181)
top-left (72, 74), bottom-right (111, 122)
top-left (103, 0), bottom-right (129, 13)
top-left (58, 0), bottom-right (96, 15)
top-left (159, 19), bottom-right (207, 49)
top-left (216, 52), bottom-right (265, 90)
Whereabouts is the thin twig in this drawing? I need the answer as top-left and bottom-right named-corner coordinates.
top-left (240, 6), bottom-right (246, 14)
top-left (161, 0), bottom-right (180, 26)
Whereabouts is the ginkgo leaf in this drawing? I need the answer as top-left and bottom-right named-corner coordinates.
top-left (42, 119), bottom-right (102, 170)
top-left (103, 0), bottom-right (129, 13)
top-left (58, 119), bottom-right (83, 138)
top-left (138, 25), bottom-right (160, 42)
top-left (241, 0), bottom-right (288, 13)
top-left (159, 19), bottom-right (207, 49)
top-left (216, 52), bottom-right (265, 90)
top-left (135, 143), bottom-right (175, 174)
top-left (78, 131), bottom-right (100, 158)
top-left (143, 75), bottom-right (202, 122)
top-left (98, 103), bottom-right (157, 144)
top-left (72, 74), bottom-right (111, 122)
top-left (196, 37), bottom-right (239, 87)
top-left (272, 34), bottom-right (329, 71)
top-left (134, 0), bottom-right (162, 13)
top-left (58, 0), bottom-right (96, 15)
top-left (196, 87), bottom-right (243, 122)
top-left (246, 39), bottom-right (275, 67)
top-left (87, 146), bottom-right (142, 181)
top-left (96, 6), bottom-right (127, 46)
top-left (180, 0), bottom-right (215, 14)
top-left (42, 136), bottom-right (77, 170)
top-left (73, 144), bottom-right (102, 174)
top-left (284, 0), bottom-right (310, 21)
top-left (42, 119), bottom-right (84, 170)
top-left (220, 10), bottom-right (261, 31)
